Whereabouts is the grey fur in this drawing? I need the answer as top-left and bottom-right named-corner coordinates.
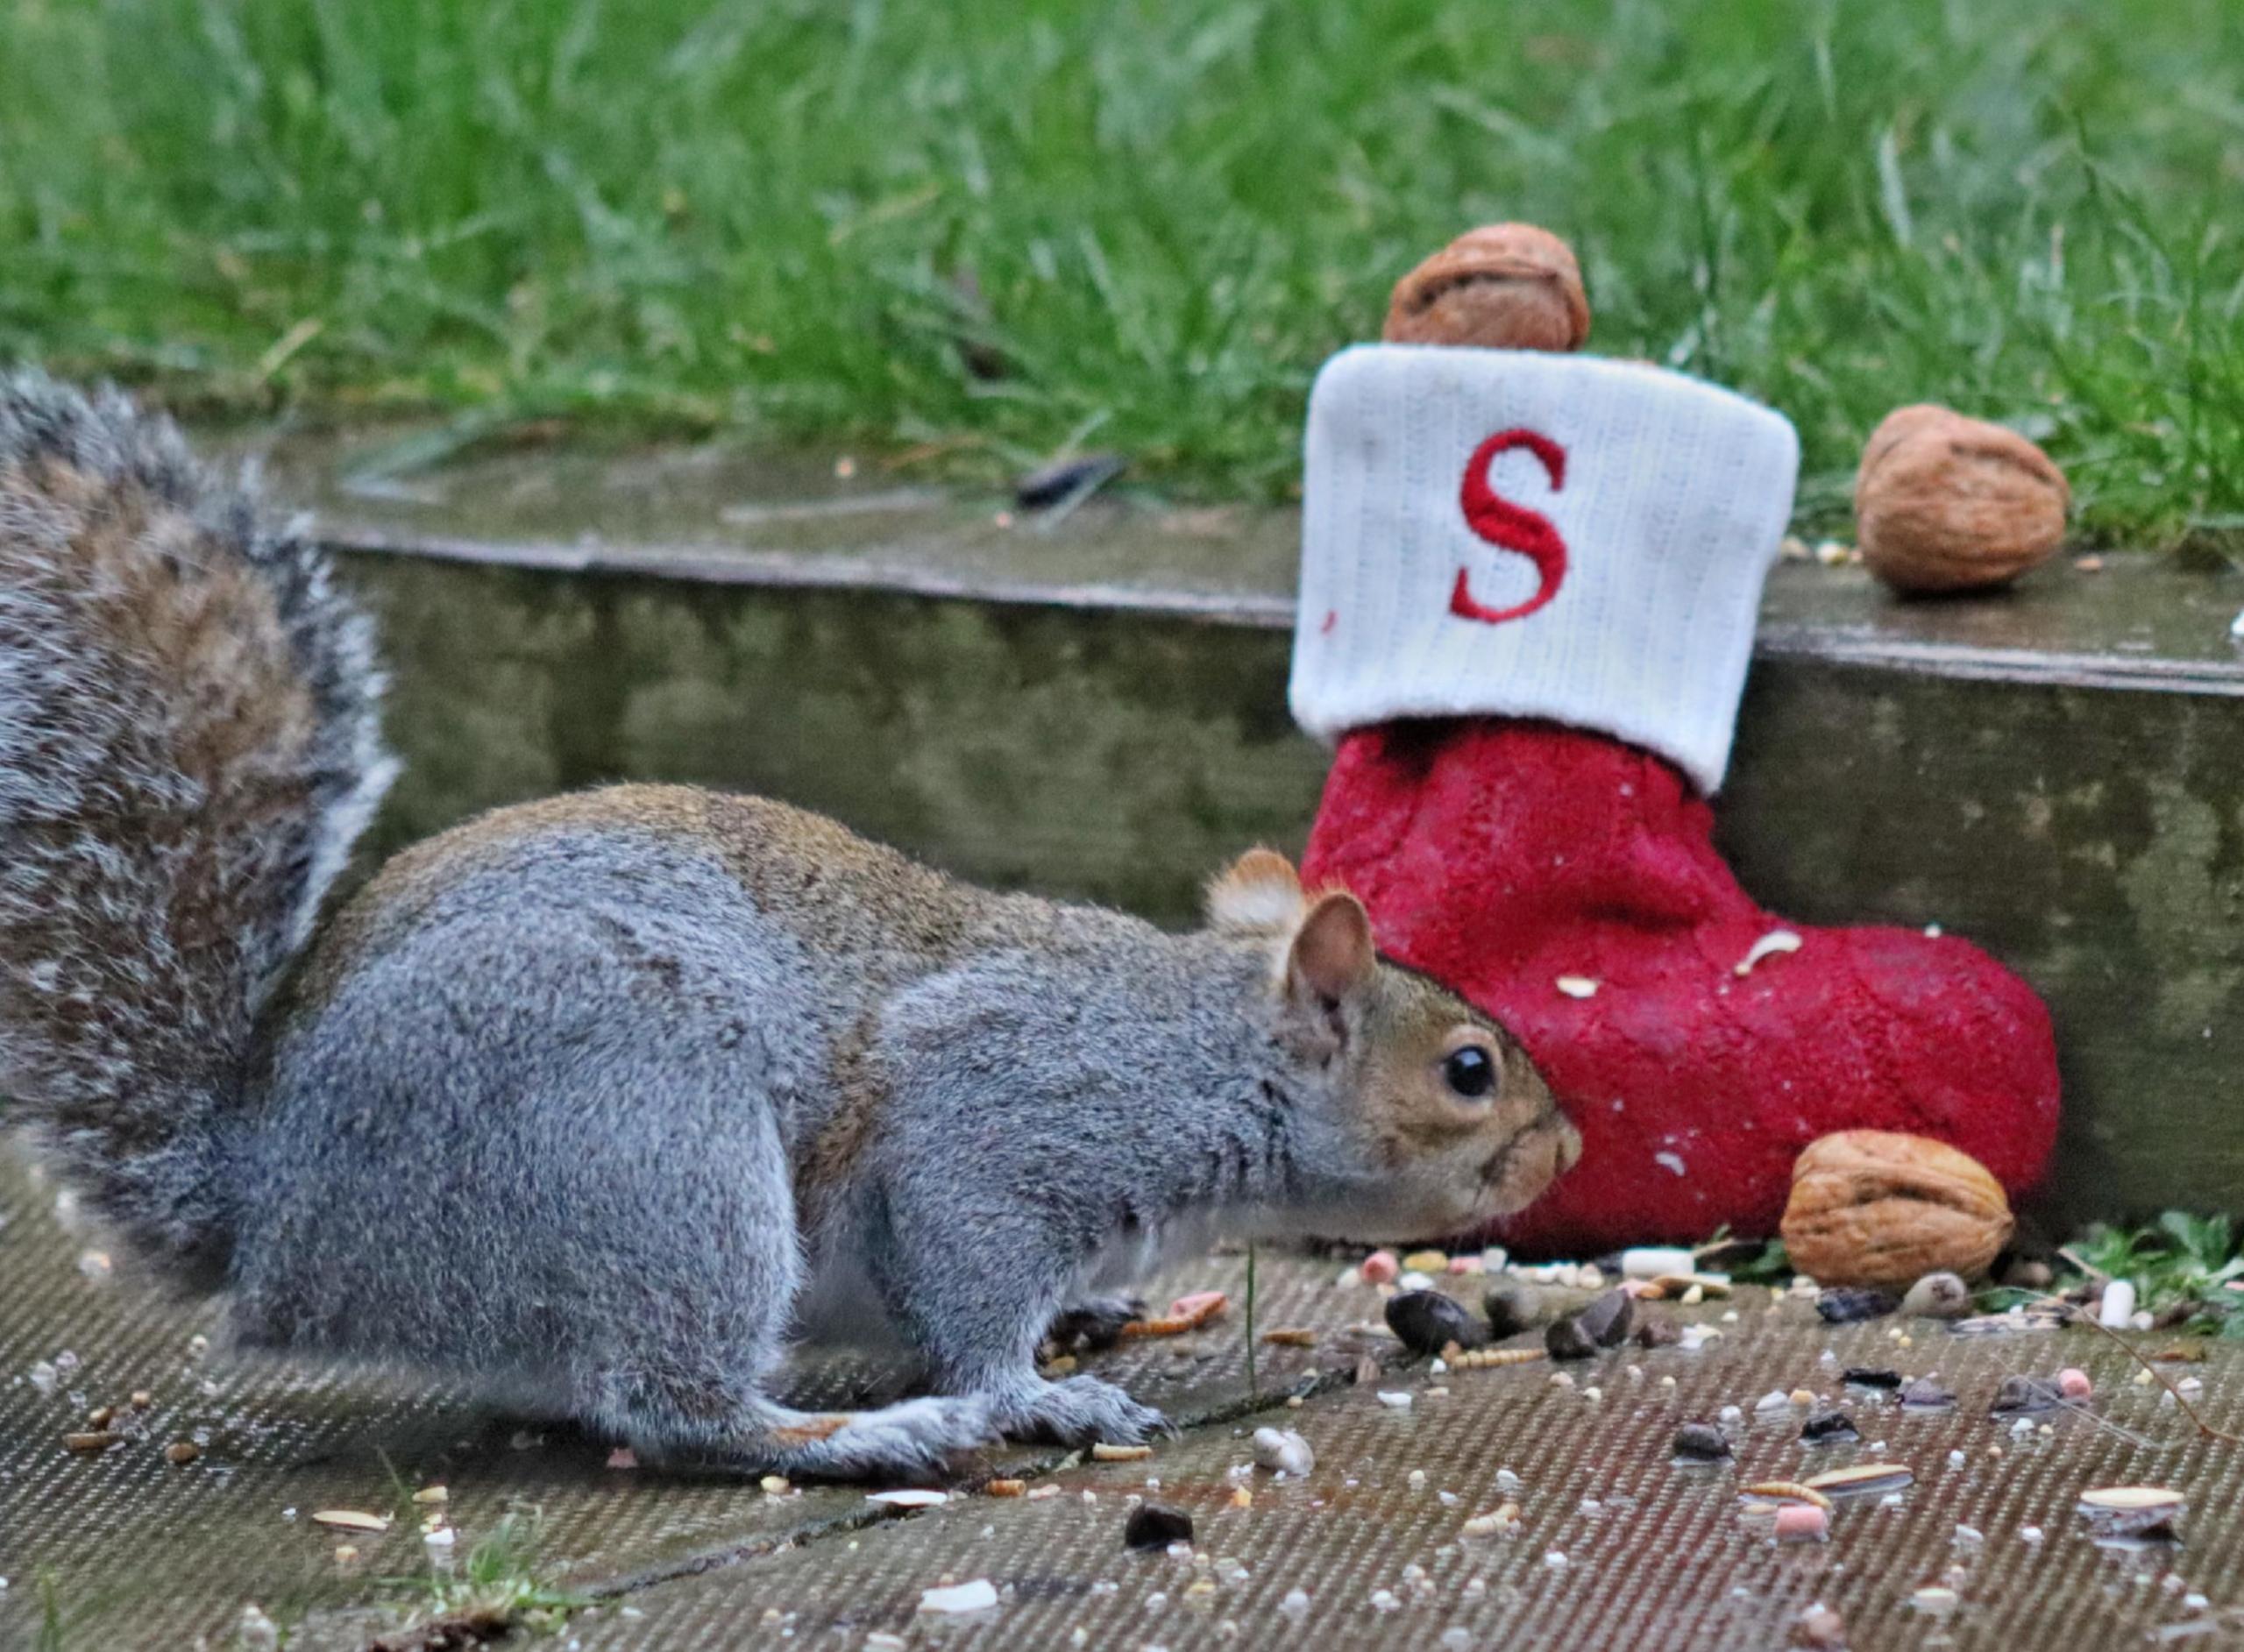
top-left (0, 382), bottom-right (1578, 1478)
top-left (0, 373), bottom-right (393, 1283)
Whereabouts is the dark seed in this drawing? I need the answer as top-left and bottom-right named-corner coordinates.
top-left (1386, 1290), bottom-right (1485, 1358)
top-left (1125, 1503), bottom-right (1195, 1551)
top-left (1545, 1317), bottom-right (1599, 1362)
top-left (1014, 452), bottom-right (1127, 510)
top-left (1634, 1312), bottom-right (1682, 1350)
top-left (1482, 1282), bottom-right (1544, 1339)
top-left (1900, 1378), bottom-right (1956, 1408)
top-left (1990, 1375), bottom-right (2063, 1416)
top-left (1801, 1409), bottom-right (1860, 1444)
top-left (1672, 1422), bottom-right (1732, 1461)
top-left (1843, 1367), bottom-right (1904, 1389)
top-left (1815, 1287), bottom-right (1899, 1324)
top-left (1576, 1287), bottom-right (1635, 1349)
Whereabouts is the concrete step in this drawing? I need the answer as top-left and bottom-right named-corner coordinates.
top-left (237, 427), bottom-right (2244, 1231)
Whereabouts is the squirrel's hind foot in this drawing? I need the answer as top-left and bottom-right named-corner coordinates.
top-left (640, 1393), bottom-right (999, 1481)
top-left (987, 1373), bottom-right (1168, 1448)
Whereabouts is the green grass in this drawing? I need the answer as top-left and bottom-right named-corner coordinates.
top-left (4, 0), bottom-right (2242, 542)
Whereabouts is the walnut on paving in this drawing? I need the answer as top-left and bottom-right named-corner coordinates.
top-left (1853, 405), bottom-right (2070, 593)
top-left (1383, 223), bottom-right (1590, 351)
top-left (1779, 1129), bottom-right (2013, 1288)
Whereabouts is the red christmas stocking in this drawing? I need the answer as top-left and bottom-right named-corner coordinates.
top-left (1289, 346), bottom-right (2059, 1254)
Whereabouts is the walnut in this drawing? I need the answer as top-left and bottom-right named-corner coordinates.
top-left (1383, 223), bottom-right (1590, 351)
top-left (1853, 405), bottom-right (2070, 593)
top-left (1779, 1130), bottom-right (2013, 1287)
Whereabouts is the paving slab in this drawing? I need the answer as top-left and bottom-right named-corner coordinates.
top-left (0, 1145), bottom-right (1360, 1650)
top-left (564, 1305), bottom-right (2244, 1652)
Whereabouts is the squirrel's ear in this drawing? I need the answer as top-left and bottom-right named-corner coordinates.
top-left (1285, 890), bottom-right (1376, 1003)
top-left (1206, 847), bottom-right (1304, 931)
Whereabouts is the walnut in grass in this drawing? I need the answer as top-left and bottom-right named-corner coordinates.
top-left (1779, 1130), bottom-right (2013, 1288)
top-left (1383, 223), bottom-right (1590, 351)
top-left (1854, 406), bottom-right (2070, 593)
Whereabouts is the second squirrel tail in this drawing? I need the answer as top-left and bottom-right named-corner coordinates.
top-left (0, 374), bottom-right (395, 1286)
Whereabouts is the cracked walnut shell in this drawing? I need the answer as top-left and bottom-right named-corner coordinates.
top-left (1779, 1130), bottom-right (2013, 1287)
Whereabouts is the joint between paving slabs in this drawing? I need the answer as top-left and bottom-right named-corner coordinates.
top-left (572, 1367), bottom-right (1345, 1612)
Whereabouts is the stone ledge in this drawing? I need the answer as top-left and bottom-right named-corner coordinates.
top-left (229, 428), bottom-right (2244, 1230)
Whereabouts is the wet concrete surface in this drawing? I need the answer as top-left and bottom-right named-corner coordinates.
top-left (8, 1134), bottom-right (2244, 1650)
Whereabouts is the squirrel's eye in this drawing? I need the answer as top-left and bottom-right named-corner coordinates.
top-left (1443, 1046), bottom-right (1497, 1101)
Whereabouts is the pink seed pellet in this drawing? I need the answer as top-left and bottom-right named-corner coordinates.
top-left (1360, 1251), bottom-right (1400, 1286)
top-left (1774, 1504), bottom-right (1830, 1542)
top-left (2058, 1368), bottom-right (2092, 1400)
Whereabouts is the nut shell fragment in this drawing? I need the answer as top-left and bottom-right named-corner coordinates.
top-left (1803, 1463), bottom-right (1915, 1497)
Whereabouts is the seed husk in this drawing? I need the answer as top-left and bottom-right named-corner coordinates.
top-left (1990, 1375), bottom-right (2064, 1415)
top-left (1481, 1282), bottom-right (1543, 1339)
top-left (1544, 1317), bottom-right (1599, 1362)
top-left (1260, 1329), bottom-right (1317, 1347)
top-left (1815, 1287), bottom-right (1899, 1324)
top-left (1672, 1422), bottom-right (1732, 1461)
top-left (1576, 1288), bottom-right (1636, 1349)
top-left (1125, 1503), bottom-right (1194, 1550)
top-left (1804, 1463), bottom-right (1915, 1498)
top-left (2077, 1486), bottom-right (2184, 1538)
top-left (309, 1510), bottom-right (391, 1534)
top-left (1251, 1427), bottom-right (1315, 1477)
top-left (1644, 1273), bottom-right (1731, 1299)
top-left (1633, 1311), bottom-right (1682, 1349)
top-left (1386, 1290), bottom-right (1485, 1358)
top-left (1900, 1272), bottom-right (1972, 1319)
top-left (1800, 1410), bottom-right (1860, 1445)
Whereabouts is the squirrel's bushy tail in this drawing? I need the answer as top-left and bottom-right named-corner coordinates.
top-left (0, 373), bottom-right (394, 1285)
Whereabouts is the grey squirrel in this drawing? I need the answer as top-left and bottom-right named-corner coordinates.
top-left (0, 373), bottom-right (1580, 1477)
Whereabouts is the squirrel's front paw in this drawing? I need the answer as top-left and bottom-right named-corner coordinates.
top-left (1046, 1294), bottom-right (1147, 1353)
top-left (991, 1375), bottom-right (1168, 1448)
